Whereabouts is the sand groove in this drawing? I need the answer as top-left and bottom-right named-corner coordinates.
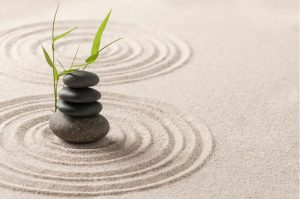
top-left (0, 21), bottom-right (191, 85)
top-left (0, 93), bottom-right (213, 196)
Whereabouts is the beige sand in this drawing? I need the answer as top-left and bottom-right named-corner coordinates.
top-left (0, 0), bottom-right (298, 198)
top-left (0, 93), bottom-right (213, 196)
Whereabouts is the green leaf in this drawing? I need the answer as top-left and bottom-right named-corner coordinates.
top-left (53, 27), bottom-right (78, 42)
top-left (53, 67), bottom-right (59, 80)
top-left (85, 37), bottom-right (122, 64)
top-left (41, 45), bottom-right (55, 68)
top-left (91, 9), bottom-right (111, 57)
top-left (85, 52), bottom-right (99, 64)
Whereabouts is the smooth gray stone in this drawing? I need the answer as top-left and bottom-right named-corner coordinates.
top-left (59, 87), bottom-right (101, 103)
top-left (49, 111), bottom-right (110, 143)
top-left (63, 70), bottom-right (99, 88)
top-left (57, 100), bottom-right (102, 117)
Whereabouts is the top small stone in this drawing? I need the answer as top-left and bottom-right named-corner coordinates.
top-left (63, 70), bottom-right (99, 88)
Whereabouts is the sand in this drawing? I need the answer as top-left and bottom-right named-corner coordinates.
top-left (0, 0), bottom-right (298, 198)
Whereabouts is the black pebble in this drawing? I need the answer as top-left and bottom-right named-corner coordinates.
top-left (63, 70), bottom-right (99, 88)
top-left (57, 100), bottom-right (102, 117)
top-left (59, 87), bottom-right (101, 103)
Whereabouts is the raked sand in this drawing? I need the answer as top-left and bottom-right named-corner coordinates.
top-left (0, 0), bottom-right (298, 198)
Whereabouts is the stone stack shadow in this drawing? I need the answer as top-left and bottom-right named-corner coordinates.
top-left (49, 70), bottom-right (110, 143)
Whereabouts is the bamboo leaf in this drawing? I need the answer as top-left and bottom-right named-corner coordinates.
top-left (41, 45), bottom-right (55, 68)
top-left (85, 52), bottom-right (98, 64)
top-left (53, 27), bottom-right (78, 42)
top-left (54, 68), bottom-right (59, 80)
top-left (85, 38), bottom-right (122, 64)
top-left (91, 9), bottom-right (111, 57)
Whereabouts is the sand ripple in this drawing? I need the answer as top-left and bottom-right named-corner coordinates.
top-left (0, 21), bottom-right (191, 85)
top-left (0, 93), bottom-right (213, 196)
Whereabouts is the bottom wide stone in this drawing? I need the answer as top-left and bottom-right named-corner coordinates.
top-left (49, 111), bottom-right (110, 143)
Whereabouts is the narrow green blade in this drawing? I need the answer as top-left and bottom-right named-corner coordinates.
top-left (57, 59), bottom-right (66, 70)
top-left (70, 45), bottom-right (80, 69)
top-left (85, 52), bottom-right (99, 64)
top-left (53, 27), bottom-right (78, 42)
top-left (52, 3), bottom-right (59, 40)
top-left (91, 9), bottom-right (111, 57)
top-left (41, 44), bottom-right (59, 80)
top-left (71, 63), bottom-right (87, 68)
top-left (41, 45), bottom-right (55, 68)
top-left (98, 37), bottom-right (123, 53)
top-left (85, 37), bottom-right (122, 64)
top-left (53, 67), bottom-right (59, 80)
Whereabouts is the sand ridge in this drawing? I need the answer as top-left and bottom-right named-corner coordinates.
top-left (0, 93), bottom-right (213, 196)
top-left (0, 20), bottom-right (191, 86)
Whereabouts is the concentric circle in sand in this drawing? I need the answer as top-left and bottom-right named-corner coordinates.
top-left (0, 21), bottom-right (191, 85)
top-left (0, 93), bottom-right (213, 196)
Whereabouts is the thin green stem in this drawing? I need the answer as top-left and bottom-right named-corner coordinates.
top-left (54, 80), bottom-right (57, 112)
top-left (51, 3), bottom-right (59, 111)
top-left (83, 63), bottom-right (89, 70)
top-left (71, 63), bottom-right (86, 68)
top-left (57, 59), bottom-right (66, 70)
top-left (99, 37), bottom-right (123, 53)
top-left (70, 44), bottom-right (80, 70)
top-left (52, 4), bottom-right (58, 61)
top-left (52, 71), bottom-right (56, 111)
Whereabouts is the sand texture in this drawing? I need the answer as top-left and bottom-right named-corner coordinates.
top-left (0, 21), bottom-right (190, 85)
top-left (0, 93), bottom-right (213, 196)
top-left (0, 0), bottom-right (298, 198)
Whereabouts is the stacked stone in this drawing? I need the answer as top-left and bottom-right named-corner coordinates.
top-left (49, 71), bottom-right (110, 143)
top-left (58, 71), bottom-right (102, 117)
